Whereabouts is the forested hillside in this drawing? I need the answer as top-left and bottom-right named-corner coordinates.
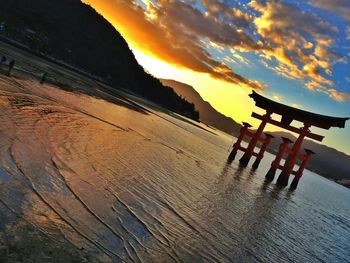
top-left (0, 0), bottom-right (199, 120)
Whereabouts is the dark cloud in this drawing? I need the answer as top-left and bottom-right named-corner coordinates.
top-left (308, 0), bottom-right (350, 21)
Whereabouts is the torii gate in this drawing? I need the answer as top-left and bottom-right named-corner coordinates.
top-left (228, 91), bottom-right (349, 189)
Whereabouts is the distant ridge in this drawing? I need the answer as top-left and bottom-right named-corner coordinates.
top-left (160, 79), bottom-right (242, 135)
top-left (162, 78), bottom-right (350, 187)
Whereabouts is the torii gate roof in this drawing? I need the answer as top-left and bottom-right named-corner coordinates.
top-left (250, 91), bottom-right (349, 129)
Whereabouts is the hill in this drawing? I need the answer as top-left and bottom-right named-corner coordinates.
top-left (162, 79), bottom-right (350, 186)
top-left (0, 0), bottom-right (199, 120)
top-left (160, 79), bottom-right (241, 135)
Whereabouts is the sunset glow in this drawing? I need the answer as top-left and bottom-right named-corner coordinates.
top-left (83, 0), bottom-right (350, 153)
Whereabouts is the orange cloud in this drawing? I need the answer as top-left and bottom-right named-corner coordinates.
top-left (328, 89), bottom-right (350, 102)
top-left (250, 0), bottom-right (349, 101)
top-left (83, 0), bottom-right (348, 101)
top-left (83, 0), bottom-right (265, 90)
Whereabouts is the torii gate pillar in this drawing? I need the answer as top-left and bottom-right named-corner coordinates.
top-left (265, 137), bottom-right (293, 181)
top-left (277, 124), bottom-right (311, 186)
top-left (290, 149), bottom-right (315, 189)
top-left (252, 133), bottom-right (274, 169)
top-left (228, 122), bottom-right (252, 161)
top-left (239, 111), bottom-right (272, 166)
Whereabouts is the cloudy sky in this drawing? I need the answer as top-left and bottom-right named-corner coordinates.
top-left (83, 0), bottom-right (350, 154)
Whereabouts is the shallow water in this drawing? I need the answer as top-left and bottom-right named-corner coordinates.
top-left (0, 54), bottom-right (349, 262)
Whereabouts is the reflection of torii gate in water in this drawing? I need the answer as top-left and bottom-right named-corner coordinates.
top-left (228, 91), bottom-right (349, 189)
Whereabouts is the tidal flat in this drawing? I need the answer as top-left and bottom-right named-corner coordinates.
top-left (0, 42), bottom-right (349, 262)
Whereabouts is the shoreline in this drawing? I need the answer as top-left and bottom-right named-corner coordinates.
top-left (0, 40), bottom-right (349, 262)
top-left (0, 39), bottom-right (348, 190)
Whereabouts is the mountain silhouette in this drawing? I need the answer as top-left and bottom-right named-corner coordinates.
top-left (160, 79), bottom-right (241, 135)
top-left (0, 0), bottom-right (199, 120)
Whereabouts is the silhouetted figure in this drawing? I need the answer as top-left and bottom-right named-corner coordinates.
top-left (40, 72), bottom-right (47, 84)
top-left (7, 60), bottom-right (15, 76)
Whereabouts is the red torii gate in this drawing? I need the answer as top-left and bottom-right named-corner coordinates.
top-left (228, 91), bottom-right (349, 189)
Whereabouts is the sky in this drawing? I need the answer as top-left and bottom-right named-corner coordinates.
top-left (83, 0), bottom-right (350, 154)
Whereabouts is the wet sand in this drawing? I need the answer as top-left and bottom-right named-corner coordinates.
top-left (0, 42), bottom-right (349, 263)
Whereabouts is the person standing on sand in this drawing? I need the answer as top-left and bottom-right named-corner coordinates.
top-left (7, 59), bottom-right (14, 76)
top-left (40, 72), bottom-right (48, 84)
